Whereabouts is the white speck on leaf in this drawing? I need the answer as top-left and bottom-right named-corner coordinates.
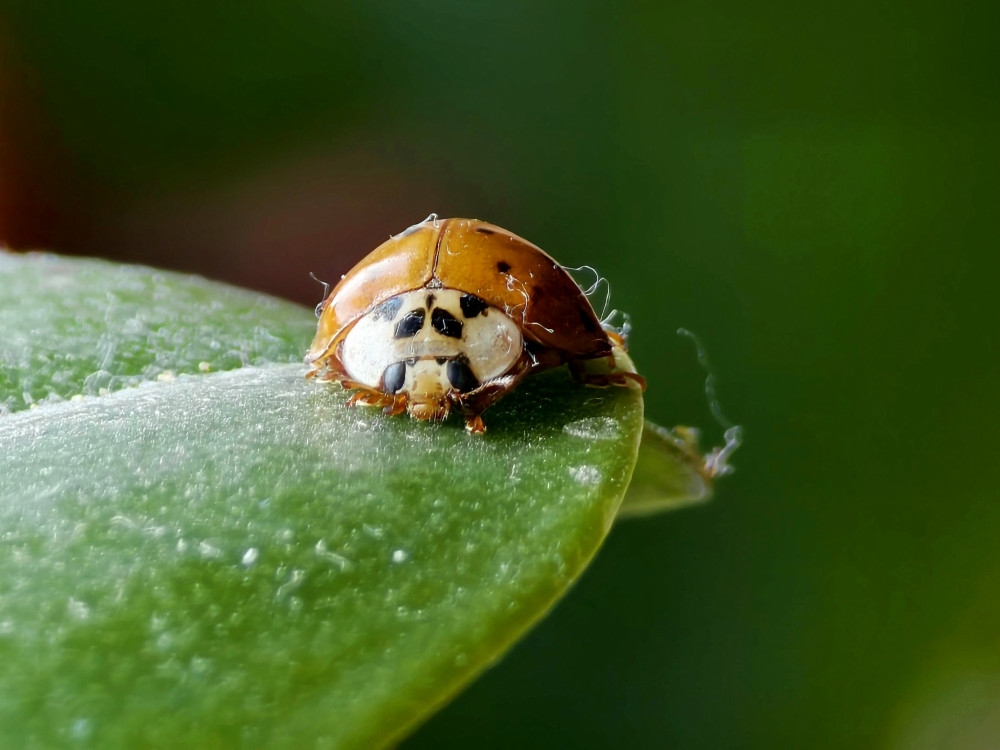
top-left (563, 417), bottom-right (619, 441)
top-left (241, 547), bottom-right (260, 567)
top-left (198, 541), bottom-right (222, 559)
top-left (569, 465), bottom-right (601, 485)
top-left (67, 597), bottom-right (91, 621)
top-left (315, 539), bottom-right (353, 570)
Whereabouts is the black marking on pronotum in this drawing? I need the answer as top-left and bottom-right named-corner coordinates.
top-left (497, 261), bottom-right (511, 273)
top-left (435, 356), bottom-right (448, 365)
top-left (381, 361), bottom-right (406, 393)
top-left (394, 309), bottom-right (425, 339)
top-left (373, 295), bottom-right (403, 321)
top-left (446, 356), bottom-right (479, 393)
top-left (425, 293), bottom-right (436, 309)
top-left (431, 308), bottom-right (463, 338)
top-left (475, 227), bottom-right (495, 235)
top-left (459, 293), bottom-right (489, 318)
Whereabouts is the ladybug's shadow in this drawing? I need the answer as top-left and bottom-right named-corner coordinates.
top-left (474, 367), bottom-right (625, 442)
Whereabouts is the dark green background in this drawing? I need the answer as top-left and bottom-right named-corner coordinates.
top-left (2, 2), bottom-right (998, 747)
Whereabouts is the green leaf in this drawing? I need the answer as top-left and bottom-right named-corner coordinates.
top-left (0, 252), bottom-right (651, 748)
top-left (617, 421), bottom-right (714, 518)
top-left (0, 251), bottom-right (315, 414)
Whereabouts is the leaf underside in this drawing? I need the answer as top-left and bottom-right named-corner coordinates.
top-left (617, 421), bottom-right (713, 518)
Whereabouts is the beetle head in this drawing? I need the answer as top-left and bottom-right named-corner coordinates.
top-left (397, 359), bottom-right (452, 422)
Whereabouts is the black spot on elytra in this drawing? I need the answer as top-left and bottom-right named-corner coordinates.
top-left (394, 309), bottom-right (425, 338)
top-left (496, 261), bottom-right (511, 273)
top-left (381, 361), bottom-right (406, 393)
top-left (459, 294), bottom-right (489, 318)
top-left (373, 296), bottom-right (402, 321)
top-left (431, 308), bottom-right (463, 338)
top-left (446, 356), bottom-right (479, 393)
top-left (476, 227), bottom-right (496, 235)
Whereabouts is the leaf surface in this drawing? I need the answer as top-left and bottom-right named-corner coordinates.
top-left (0, 252), bottom-right (648, 748)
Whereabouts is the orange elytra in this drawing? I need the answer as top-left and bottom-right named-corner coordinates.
top-left (306, 215), bottom-right (644, 433)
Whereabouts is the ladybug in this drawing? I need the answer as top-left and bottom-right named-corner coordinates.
top-left (306, 216), bottom-right (644, 433)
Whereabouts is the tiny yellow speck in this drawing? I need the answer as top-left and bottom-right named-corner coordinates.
top-left (198, 362), bottom-right (212, 372)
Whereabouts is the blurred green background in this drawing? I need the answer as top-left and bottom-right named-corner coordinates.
top-left (2, 1), bottom-right (998, 747)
